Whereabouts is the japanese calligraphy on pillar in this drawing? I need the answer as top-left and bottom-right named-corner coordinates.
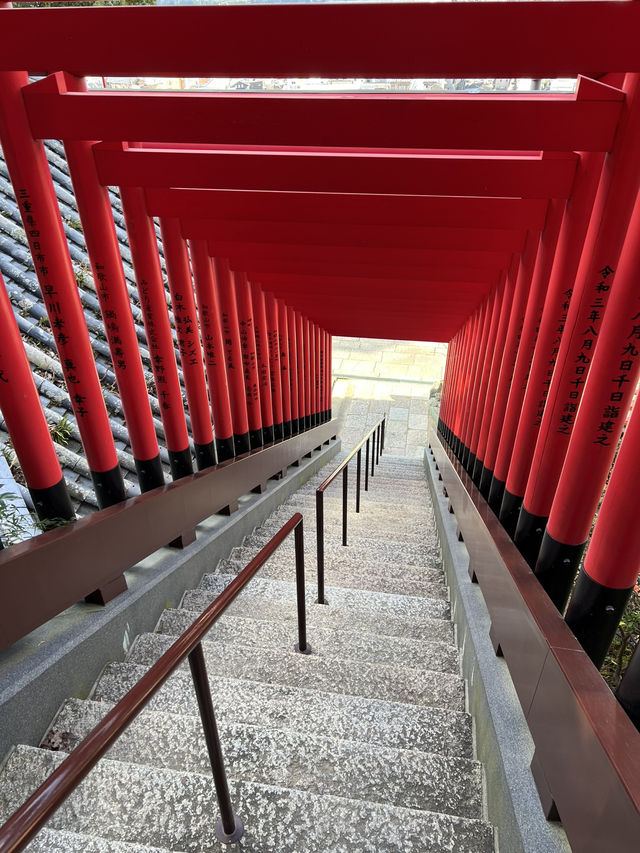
top-left (556, 266), bottom-right (614, 436)
top-left (593, 311), bottom-right (640, 446)
top-left (534, 288), bottom-right (572, 427)
top-left (17, 188), bottom-right (91, 417)
top-left (139, 277), bottom-right (169, 411)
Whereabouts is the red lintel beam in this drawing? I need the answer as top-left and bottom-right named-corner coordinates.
top-left (24, 85), bottom-right (621, 153)
top-left (4, 4), bottom-right (640, 77)
top-left (270, 297), bottom-right (477, 328)
top-left (145, 189), bottom-right (548, 231)
top-left (253, 275), bottom-right (493, 297)
top-left (93, 143), bottom-right (578, 200)
top-left (262, 290), bottom-right (486, 312)
top-left (211, 243), bottom-right (514, 270)
top-left (328, 319), bottom-right (461, 344)
top-left (231, 260), bottom-right (500, 285)
top-left (193, 220), bottom-right (528, 252)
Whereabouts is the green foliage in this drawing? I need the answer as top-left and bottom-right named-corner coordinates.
top-left (49, 415), bottom-right (74, 446)
top-left (601, 588), bottom-right (640, 691)
top-left (0, 491), bottom-right (31, 547)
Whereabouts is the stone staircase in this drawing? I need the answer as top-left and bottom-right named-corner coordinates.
top-left (0, 454), bottom-right (496, 852)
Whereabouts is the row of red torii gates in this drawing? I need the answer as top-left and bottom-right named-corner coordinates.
top-left (0, 1), bottom-right (639, 838)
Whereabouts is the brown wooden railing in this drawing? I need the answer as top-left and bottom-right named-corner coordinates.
top-left (315, 416), bottom-right (385, 604)
top-left (0, 418), bottom-right (336, 653)
top-left (0, 513), bottom-right (310, 852)
top-left (428, 423), bottom-right (640, 851)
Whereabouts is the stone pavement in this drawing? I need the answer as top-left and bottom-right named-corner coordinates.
top-left (331, 337), bottom-right (447, 456)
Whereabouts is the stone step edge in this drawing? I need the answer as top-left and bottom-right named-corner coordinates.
top-left (154, 607), bottom-right (458, 653)
top-left (14, 827), bottom-right (175, 853)
top-left (199, 572), bottom-right (451, 613)
top-left (3, 745), bottom-right (495, 840)
top-left (43, 698), bottom-right (480, 775)
top-left (90, 661), bottom-right (466, 720)
top-left (126, 632), bottom-right (464, 695)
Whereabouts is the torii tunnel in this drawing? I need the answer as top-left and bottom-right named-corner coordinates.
top-left (0, 0), bottom-right (639, 844)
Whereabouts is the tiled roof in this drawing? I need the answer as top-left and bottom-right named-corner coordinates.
top-left (0, 139), bottom-right (194, 518)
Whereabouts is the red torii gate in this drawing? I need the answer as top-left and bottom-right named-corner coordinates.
top-left (0, 2), bottom-right (639, 849)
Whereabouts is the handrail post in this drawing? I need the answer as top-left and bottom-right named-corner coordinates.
top-left (365, 438), bottom-right (370, 491)
top-left (316, 490), bottom-right (327, 604)
top-left (381, 416), bottom-right (386, 451)
top-left (356, 448), bottom-right (362, 513)
top-left (293, 520), bottom-right (312, 654)
top-left (371, 430), bottom-right (376, 478)
top-left (342, 465), bottom-right (348, 546)
top-left (376, 424), bottom-right (381, 465)
top-left (188, 643), bottom-right (244, 844)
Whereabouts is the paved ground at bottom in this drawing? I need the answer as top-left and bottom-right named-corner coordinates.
top-left (331, 336), bottom-right (446, 455)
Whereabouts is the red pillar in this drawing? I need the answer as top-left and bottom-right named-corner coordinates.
top-left (278, 299), bottom-right (292, 438)
top-left (496, 198), bottom-right (565, 532)
top-left (438, 338), bottom-right (454, 442)
top-left (301, 315), bottom-right (311, 430)
top-left (0, 70), bottom-right (124, 507)
top-left (441, 330), bottom-right (462, 448)
top-left (468, 277), bottom-right (505, 483)
top-left (213, 257), bottom-right (250, 455)
top-left (234, 271), bottom-right (263, 449)
top-left (189, 241), bottom-right (234, 462)
top-left (308, 319), bottom-right (317, 427)
top-left (564, 394), bottom-right (640, 667)
top-left (509, 153), bottom-right (606, 559)
top-left (251, 282), bottom-right (274, 445)
top-left (287, 305), bottom-right (299, 435)
top-left (0, 271), bottom-right (73, 522)
top-left (460, 295), bottom-right (491, 472)
top-left (520, 73), bottom-right (640, 559)
top-left (315, 324), bottom-right (322, 427)
top-left (54, 74), bottom-right (165, 493)
top-left (324, 329), bottom-right (331, 421)
top-left (484, 231), bottom-right (540, 510)
top-left (444, 326), bottom-right (463, 451)
top-left (328, 332), bottom-right (333, 420)
top-left (454, 309), bottom-right (480, 460)
top-left (534, 188), bottom-right (640, 610)
top-left (294, 312), bottom-right (306, 432)
top-left (266, 292), bottom-right (284, 440)
top-left (476, 256), bottom-right (519, 494)
top-left (121, 185), bottom-right (192, 479)
top-left (160, 218), bottom-right (215, 470)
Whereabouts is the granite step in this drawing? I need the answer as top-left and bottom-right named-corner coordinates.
top-left (291, 480), bottom-right (429, 499)
top-left (125, 634), bottom-right (465, 711)
top-left (180, 586), bottom-right (453, 643)
top-left (197, 572), bottom-right (451, 620)
top-left (217, 553), bottom-right (447, 600)
top-left (13, 828), bottom-right (174, 853)
top-left (251, 511), bottom-right (440, 547)
top-left (154, 609), bottom-right (459, 673)
top-left (0, 747), bottom-right (495, 853)
top-left (92, 666), bottom-right (473, 758)
top-left (265, 501), bottom-right (437, 530)
top-left (227, 535), bottom-right (440, 568)
top-left (45, 700), bottom-right (483, 818)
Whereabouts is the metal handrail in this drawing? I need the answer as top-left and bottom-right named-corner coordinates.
top-left (315, 416), bottom-right (385, 604)
top-left (0, 514), bottom-right (309, 852)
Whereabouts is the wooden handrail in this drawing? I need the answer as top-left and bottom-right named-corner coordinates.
top-left (315, 416), bottom-right (385, 604)
top-left (0, 419), bottom-right (335, 652)
top-left (0, 513), bottom-right (308, 852)
top-left (316, 416), bottom-right (385, 494)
